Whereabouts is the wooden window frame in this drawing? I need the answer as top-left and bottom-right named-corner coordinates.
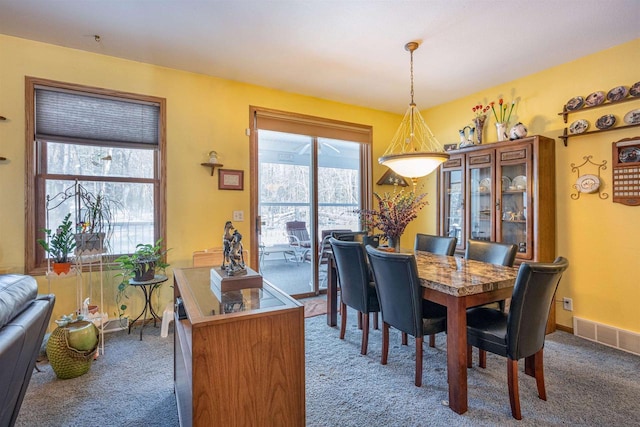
top-left (24, 77), bottom-right (167, 275)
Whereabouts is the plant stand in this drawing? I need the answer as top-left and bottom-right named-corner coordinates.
top-left (127, 275), bottom-right (168, 340)
top-left (42, 180), bottom-right (108, 355)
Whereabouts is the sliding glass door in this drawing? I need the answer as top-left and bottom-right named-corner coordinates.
top-left (255, 130), bottom-right (363, 297)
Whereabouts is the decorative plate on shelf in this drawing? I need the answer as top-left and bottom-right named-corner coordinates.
top-left (630, 81), bottom-right (640, 97)
top-left (565, 96), bottom-right (584, 111)
top-left (569, 119), bottom-right (589, 134)
top-left (585, 91), bottom-right (605, 107)
top-left (595, 114), bottom-right (616, 130)
top-left (512, 175), bottom-right (527, 190)
top-left (501, 176), bottom-right (512, 191)
top-left (479, 177), bottom-right (491, 192)
top-left (619, 147), bottom-right (640, 163)
top-left (623, 109), bottom-right (640, 125)
top-left (606, 86), bottom-right (628, 102)
top-left (575, 174), bottom-right (600, 194)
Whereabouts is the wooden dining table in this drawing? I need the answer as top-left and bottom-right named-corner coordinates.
top-left (326, 249), bottom-right (519, 415)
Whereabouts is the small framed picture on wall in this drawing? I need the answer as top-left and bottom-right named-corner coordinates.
top-left (218, 169), bottom-right (244, 190)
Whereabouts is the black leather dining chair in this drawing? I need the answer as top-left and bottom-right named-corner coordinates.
top-left (465, 239), bottom-right (518, 267)
top-left (414, 233), bottom-right (457, 256)
top-left (319, 229), bottom-right (352, 268)
top-left (365, 246), bottom-right (447, 387)
top-left (334, 231), bottom-right (380, 330)
top-left (466, 257), bottom-right (569, 419)
top-left (333, 231), bottom-right (380, 248)
top-left (329, 238), bottom-right (380, 355)
top-left (465, 239), bottom-right (518, 366)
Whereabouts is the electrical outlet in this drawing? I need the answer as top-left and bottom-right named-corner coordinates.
top-left (562, 297), bottom-right (573, 311)
top-left (232, 210), bottom-right (244, 221)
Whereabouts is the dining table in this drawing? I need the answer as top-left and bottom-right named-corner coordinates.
top-left (326, 249), bottom-right (520, 415)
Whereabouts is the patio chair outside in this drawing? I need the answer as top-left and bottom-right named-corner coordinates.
top-left (285, 221), bottom-right (312, 262)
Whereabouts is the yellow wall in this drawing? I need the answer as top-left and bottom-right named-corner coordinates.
top-left (1, 34), bottom-right (638, 334)
top-left (0, 34), bottom-right (406, 324)
top-left (422, 38), bottom-right (640, 333)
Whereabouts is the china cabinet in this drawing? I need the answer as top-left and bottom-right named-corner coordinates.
top-left (439, 135), bottom-right (556, 264)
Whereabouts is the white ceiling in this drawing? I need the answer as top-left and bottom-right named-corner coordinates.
top-left (1, 0), bottom-right (638, 114)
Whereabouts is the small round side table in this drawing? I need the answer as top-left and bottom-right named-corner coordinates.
top-left (128, 274), bottom-right (168, 340)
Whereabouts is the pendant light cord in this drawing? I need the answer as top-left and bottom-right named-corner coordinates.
top-left (409, 47), bottom-right (415, 107)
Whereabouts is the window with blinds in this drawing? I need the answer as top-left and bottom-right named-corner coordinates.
top-left (25, 78), bottom-right (167, 273)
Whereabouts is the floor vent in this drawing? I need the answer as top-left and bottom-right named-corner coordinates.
top-left (573, 317), bottom-right (640, 356)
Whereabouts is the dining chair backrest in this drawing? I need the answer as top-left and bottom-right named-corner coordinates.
top-left (334, 231), bottom-right (379, 248)
top-left (365, 246), bottom-right (424, 338)
top-left (329, 238), bottom-right (375, 314)
top-left (465, 240), bottom-right (518, 267)
top-left (414, 233), bottom-right (457, 256)
top-left (507, 257), bottom-right (569, 360)
top-left (319, 229), bottom-right (352, 265)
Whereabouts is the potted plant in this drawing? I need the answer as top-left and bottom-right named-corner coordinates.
top-left (75, 190), bottom-right (119, 254)
top-left (115, 239), bottom-right (170, 282)
top-left (37, 213), bottom-right (77, 274)
top-left (114, 239), bottom-right (170, 321)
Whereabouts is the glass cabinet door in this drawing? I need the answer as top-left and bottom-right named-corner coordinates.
top-left (496, 144), bottom-right (533, 259)
top-left (443, 169), bottom-right (464, 247)
top-left (469, 165), bottom-right (493, 242)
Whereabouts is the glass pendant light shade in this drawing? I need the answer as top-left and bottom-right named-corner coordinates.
top-left (379, 42), bottom-right (449, 179)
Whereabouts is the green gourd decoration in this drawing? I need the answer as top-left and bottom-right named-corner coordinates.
top-left (46, 314), bottom-right (99, 379)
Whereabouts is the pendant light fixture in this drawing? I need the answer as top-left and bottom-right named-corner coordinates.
top-left (379, 41), bottom-right (449, 182)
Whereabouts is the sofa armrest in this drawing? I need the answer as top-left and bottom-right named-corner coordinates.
top-left (0, 275), bottom-right (38, 329)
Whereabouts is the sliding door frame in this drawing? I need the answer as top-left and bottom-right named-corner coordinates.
top-left (249, 106), bottom-right (372, 295)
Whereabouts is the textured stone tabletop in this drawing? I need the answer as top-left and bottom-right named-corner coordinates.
top-left (415, 251), bottom-right (518, 297)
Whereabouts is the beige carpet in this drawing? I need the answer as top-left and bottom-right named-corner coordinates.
top-left (303, 297), bottom-right (327, 318)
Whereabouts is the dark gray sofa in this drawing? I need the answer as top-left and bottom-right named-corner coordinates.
top-left (0, 274), bottom-right (55, 427)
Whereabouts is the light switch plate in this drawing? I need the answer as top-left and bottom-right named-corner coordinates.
top-left (233, 210), bottom-right (244, 221)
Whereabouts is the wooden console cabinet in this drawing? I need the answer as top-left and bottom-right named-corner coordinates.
top-left (173, 267), bottom-right (305, 427)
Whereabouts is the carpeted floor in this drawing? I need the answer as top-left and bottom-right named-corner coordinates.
top-left (16, 308), bottom-right (640, 426)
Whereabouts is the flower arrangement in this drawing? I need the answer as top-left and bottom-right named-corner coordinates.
top-left (490, 98), bottom-right (516, 124)
top-left (355, 188), bottom-right (428, 243)
top-left (472, 104), bottom-right (490, 117)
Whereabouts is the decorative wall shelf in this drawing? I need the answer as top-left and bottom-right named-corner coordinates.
top-left (559, 123), bottom-right (640, 146)
top-left (376, 168), bottom-right (409, 187)
top-left (200, 162), bottom-right (224, 176)
top-left (558, 96), bottom-right (640, 146)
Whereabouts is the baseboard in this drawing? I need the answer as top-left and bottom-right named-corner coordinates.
top-left (555, 323), bottom-right (573, 334)
top-left (573, 317), bottom-right (640, 356)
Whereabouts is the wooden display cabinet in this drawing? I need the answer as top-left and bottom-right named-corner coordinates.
top-left (173, 267), bottom-right (305, 427)
top-left (439, 135), bottom-right (556, 263)
top-left (439, 135), bottom-right (557, 331)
